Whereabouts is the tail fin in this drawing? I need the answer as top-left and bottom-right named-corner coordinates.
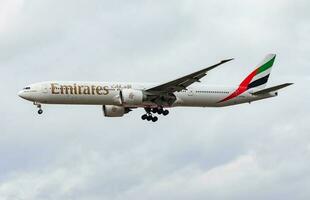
top-left (239, 54), bottom-right (276, 91)
top-left (218, 54), bottom-right (277, 103)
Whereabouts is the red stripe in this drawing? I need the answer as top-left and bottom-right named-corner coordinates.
top-left (218, 69), bottom-right (258, 103)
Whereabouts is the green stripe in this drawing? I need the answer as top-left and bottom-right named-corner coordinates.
top-left (257, 56), bottom-right (275, 74)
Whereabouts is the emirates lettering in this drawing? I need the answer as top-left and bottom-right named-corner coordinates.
top-left (51, 83), bottom-right (109, 95)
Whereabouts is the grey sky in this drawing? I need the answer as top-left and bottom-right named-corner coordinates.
top-left (0, 0), bottom-right (310, 199)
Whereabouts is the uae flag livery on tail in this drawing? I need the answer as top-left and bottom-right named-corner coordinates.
top-left (219, 54), bottom-right (276, 103)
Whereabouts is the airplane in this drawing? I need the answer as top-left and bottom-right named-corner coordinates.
top-left (18, 54), bottom-right (292, 122)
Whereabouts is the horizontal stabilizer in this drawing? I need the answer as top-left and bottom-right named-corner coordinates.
top-left (252, 83), bottom-right (293, 95)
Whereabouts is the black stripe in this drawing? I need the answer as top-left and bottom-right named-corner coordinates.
top-left (247, 74), bottom-right (270, 89)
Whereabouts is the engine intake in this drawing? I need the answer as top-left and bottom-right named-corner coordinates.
top-left (102, 105), bottom-right (130, 117)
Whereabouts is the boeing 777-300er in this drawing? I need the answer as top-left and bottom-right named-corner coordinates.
top-left (18, 54), bottom-right (292, 122)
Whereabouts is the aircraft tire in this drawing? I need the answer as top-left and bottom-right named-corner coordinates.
top-left (152, 116), bottom-right (158, 122)
top-left (147, 115), bottom-right (152, 121)
top-left (141, 114), bottom-right (147, 120)
top-left (157, 109), bottom-right (163, 115)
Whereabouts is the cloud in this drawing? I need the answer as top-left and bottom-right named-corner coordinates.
top-left (1, 149), bottom-right (309, 200)
top-left (0, 0), bottom-right (24, 32)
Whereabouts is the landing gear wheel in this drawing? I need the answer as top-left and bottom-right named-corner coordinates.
top-left (163, 110), bottom-right (169, 116)
top-left (141, 114), bottom-right (148, 120)
top-left (152, 116), bottom-right (158, 122)
top-left (147, 115), bottom-right (152, 121)
top-left (38, 109), bottom-right (43, 115)
top-left (157, 109), bottom-right (163, 115)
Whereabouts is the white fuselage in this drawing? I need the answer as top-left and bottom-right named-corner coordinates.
top-left (18, 81), bottom-right (276, 107)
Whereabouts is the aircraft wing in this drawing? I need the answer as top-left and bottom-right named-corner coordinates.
top-left (146, 58), bottom-right (233, 94)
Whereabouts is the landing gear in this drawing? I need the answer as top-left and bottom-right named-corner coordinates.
top-left (141, 107), bottom-right (169, 122)
top-left (147, 115), bottom-right (153, 121)
top-left (152, 116), bottom-right (158, 122)
top-left (141, 113), bottom-right (157, 122)
top-left (157, 109), bottom-right (163, 115)
top-left (141, 110), bottom-right (158, 122)
top-left (163, 110), bottom-right (169, 116)
top-left (152, 107), bottom-right (169, 116)
top-left (141, 114), bottom-right (148, 120)
top-left (152, 108), bottom-right (158, 113)
top-left (34, 102), bottom-right (43, 115)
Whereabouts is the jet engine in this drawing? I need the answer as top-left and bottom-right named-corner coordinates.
top-left (120, 89), bottom-right (145, 106)
top-left (102, 105), bottom-right (131, 117)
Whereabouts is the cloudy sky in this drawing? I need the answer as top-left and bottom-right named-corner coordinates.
top-left (1, 0), bottom-right (310, 199)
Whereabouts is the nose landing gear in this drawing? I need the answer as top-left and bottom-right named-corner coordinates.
top-left (34, 102), bottom-right (43, 115)
top-left (38, 109), bottom-right (43, 115)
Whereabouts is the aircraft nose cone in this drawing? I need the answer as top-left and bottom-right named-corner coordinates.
top-left (18, 90), bottom-right (35, 101)
top-left (18, 91), bottom-right (27, 99)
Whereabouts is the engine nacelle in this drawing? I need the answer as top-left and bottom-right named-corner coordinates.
top-left (120, 89), bottom-right (144, 106)
top-left (103, 105), bottom-right (130, 117)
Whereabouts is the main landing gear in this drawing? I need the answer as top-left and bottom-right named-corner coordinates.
top-left (34, 102), bottom-right (43, 115)
top-left (141, 107), bottom-right (169, 122)
top-left (141, 114), bottom-right (158, 122)
top-left (151, 107), bottom-right (169, 116)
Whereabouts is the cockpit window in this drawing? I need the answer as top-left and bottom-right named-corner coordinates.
top-left (23, 87), bottom-right (31, 90)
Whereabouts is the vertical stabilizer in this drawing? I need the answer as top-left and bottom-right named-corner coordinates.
top-left (218, 54), bottom-right (276, 103)
top-left (240, 54), bottom-right (276, 90)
